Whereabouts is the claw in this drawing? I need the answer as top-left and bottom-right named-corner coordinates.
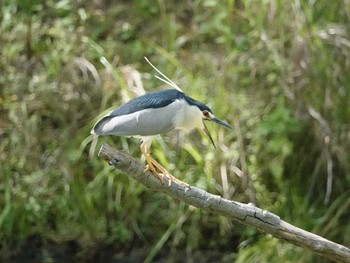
top-left (140, 142), bottom-right (189, 187)
top-left (144, 164), bottom-right (164, 185)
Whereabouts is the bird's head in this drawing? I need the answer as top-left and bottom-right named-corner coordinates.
top-left (201, 109), bottom-right (233, 129)
top-left (199, 108), bottom-right (233, 148)
top-left (182, 93), bottom-right (233, 148)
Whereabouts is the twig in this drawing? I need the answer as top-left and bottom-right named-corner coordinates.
top-left (99, 143), bottom-right (350, 263)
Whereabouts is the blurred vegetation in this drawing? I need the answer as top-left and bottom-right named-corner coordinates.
top-left (1, 0), bottom-right (349, 262)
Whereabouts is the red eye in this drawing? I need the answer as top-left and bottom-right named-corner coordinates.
top-left (203, 111), bottom-right (210, 118)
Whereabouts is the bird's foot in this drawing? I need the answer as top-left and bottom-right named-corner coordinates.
top-left (144, 165), bottom-right (164, 185)
top-left (144, 165), bottom-right (189, 187)
top-left (164, 173), bottom-right (190, 187)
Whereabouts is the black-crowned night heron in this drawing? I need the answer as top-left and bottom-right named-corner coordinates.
top-left (91, 88), bottom-right (233, 186)
top-left (92, 59), bottom-right (232, 185)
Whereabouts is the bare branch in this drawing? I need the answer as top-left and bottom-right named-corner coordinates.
top-left (99, 143), bottom-right (350, 263)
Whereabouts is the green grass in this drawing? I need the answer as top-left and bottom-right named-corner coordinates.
top-left (0, 0), bottom-right (349, 261)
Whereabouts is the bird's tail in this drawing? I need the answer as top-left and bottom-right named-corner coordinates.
top-left (90, 116), bottom-right (113, 135)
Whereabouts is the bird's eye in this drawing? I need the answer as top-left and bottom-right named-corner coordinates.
top-left (202, 110), bottom-right (210, 119)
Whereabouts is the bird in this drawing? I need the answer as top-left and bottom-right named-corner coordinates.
top-left (91, 58), bottom-right (233, 186)
top-left (91, 88), bottom-right (233, 186)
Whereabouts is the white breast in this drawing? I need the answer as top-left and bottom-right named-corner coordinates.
top-left (173, 99), bottom-right (204, 131)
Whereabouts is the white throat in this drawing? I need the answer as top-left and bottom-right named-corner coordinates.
top-left (173, 100), bottom-right (204, 131)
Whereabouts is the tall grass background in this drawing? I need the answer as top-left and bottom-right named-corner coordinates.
top-left (0, 0), bottom-right (349, 261)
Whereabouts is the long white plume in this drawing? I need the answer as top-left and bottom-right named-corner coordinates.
top-left (144, 57), bottom-right (183, 92)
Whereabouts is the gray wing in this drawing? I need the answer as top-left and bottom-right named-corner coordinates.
top-left (91, 97), bottom-right (184, 136)
top-left (91, 89), bottom-right (185, 136)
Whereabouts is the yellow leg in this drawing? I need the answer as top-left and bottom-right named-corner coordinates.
top-left (140, 142), bottom-right (189, 187)
top-left (140, 142), bottom-right (164, 184)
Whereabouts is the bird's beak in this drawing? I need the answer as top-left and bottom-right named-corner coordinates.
top-left (212, 117), bottom-right (234, 129)
top-left (203, 122), bottom-right (216, 149)
top-left (202, 116), bottom-right (233, 148)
